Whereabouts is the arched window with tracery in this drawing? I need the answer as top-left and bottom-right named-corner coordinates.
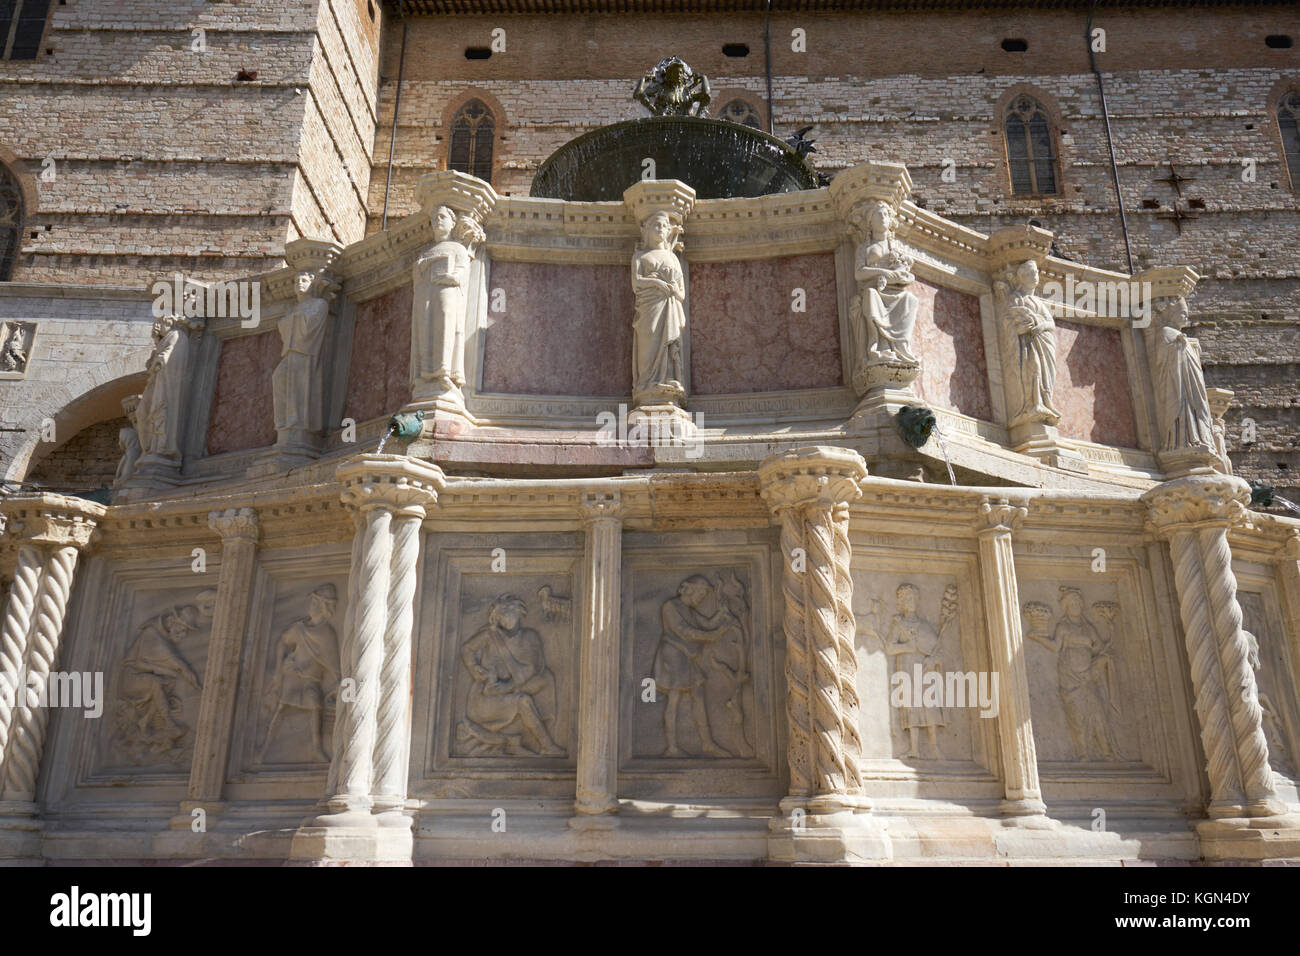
top-left (1278, 89), bottom-right (1300, 191)
top-left (718, 98), bottom-right (763, 129)
top-left (0, 163), bottom-right (23, 281)
top-left (1004, 94), bottom-right (1059, 195)
top-left (448, 98), bottom-right (496, 184)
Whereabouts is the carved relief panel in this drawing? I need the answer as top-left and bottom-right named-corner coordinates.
top-left (1238, 588), bottom-right (1299, 783)
top-left (619, 532), bottom-right (781, 799)
top-left (225, 547), bottom-right (351, 796)
top-left (849, 546), bottom-right (996, 779)
top-left (413, 533), bottom-right (581, 798)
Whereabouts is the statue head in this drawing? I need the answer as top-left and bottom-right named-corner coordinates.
top-left (662, 57), bottom-right (689, 91)
top-left (1058, 586), bottom-right (1084, 617)
top-left (164, 604), bottom-right (202, 639)
top-left (1153, 295), bottom-right (1189, 331)
top-left (309, 583), bottom-right (338, 622)
top-left (433, 205), bottom-right (457, 242)
top-left (895, 582), bottom-right (920, 616)
top-left (194, 589), bottom-right (219, 620)
top-left (640, 210), bottom-right (680, 251)
top-left (678, 574), bottom-right (713, 608)
top-left (1014, 259), bottom-right (1040, 294)
top-left (452, 213), bottom-right (486, 252)
top-left (488, 594), bottom-right (528, 631)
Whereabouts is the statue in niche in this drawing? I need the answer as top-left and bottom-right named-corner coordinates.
top-left (994, 259), bottom-right (1061, 426)
top-left (652, 572), bottom-right (752, 759)
top-left (864, 582), bottom-right (958, 760)
top-left (631, 209), bottom-right (687, 407)
top-left (259, 584), bottom-right (340, 763)
top-left (135, 313), bottom-right (203, 461)
top-left (1024, 589), bottom-right (1124, 761)
top-left (271, 271), bottom-right (339, 439)
top-left (633, 56), bottom-right (711, 117)
top-left (0, 321), bottom-right (33, 373)
top-left (1146, 295), bottom-right (1215, 455)
top-left (457, 594), bottom-right (564, 757)
top-left (412, 204), bottom-right (485, 396)
top-left (847, 201), bottom-right (920, 390)
top-left (113, 394), bottom-right (142, 487)
top-left (113, 593), bottom-right (216, 760)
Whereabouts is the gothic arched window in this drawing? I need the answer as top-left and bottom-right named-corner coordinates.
top-left (0, 164), bottom-right (23, 281)
top-left (718, 98), bottom-right (763, 129)
top-left (1278, 89), bottom-right (1300, 191)
top-left (448, 98), bottom-right (495, 184)
top-left (1004, 94), bottom-right (1059, 195)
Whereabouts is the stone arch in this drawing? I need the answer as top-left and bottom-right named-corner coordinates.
top-left (710, 88), bottom-right (768, 130)
top-left (439, 88), bottom-right (509, 187)
top-left (1266, 76), bottom-right (1300, 192)
top-left (993, 83), bottom-right (1067, 198)
top-left (0, 142), bottom-right (38, 281)
top-left (3, 349), bottom-right (150, 485)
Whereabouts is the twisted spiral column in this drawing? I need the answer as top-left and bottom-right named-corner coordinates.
top-left (831, 501), bottom-right (862, 793)
top-left (759, 447), bottom-right (867, 801)
top-left (775, 504), bottom-right (811, 796)
top-left (372, 508), bottom-right (427, 812)
top-left (2, 545), bottom-right (77, 800)
top-left (0, 544), bottom-right (42, 771)
top-left (805, 500), bottom-right (848, 793)
top-left (1144, 475), bottom-right (1281, 818)
top-left (326, 511), bottom-right (366, 801)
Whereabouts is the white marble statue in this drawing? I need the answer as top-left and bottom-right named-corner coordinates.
top-left (849, 201), bottom-right (919, 378)
top-left (136, 314), bottom-right (203, 461)
top-left (631, 209), bottom-right (687, 406)
top-left (271, 271), bottom-right (338, 438)
top-left (113, 394), bottom-right (141, 487)
top-left (996, 259), bottom-right (1061, 425)
top-left (412, 204), bottom-right (484, 395)
top-left (1147, 295), bottom-right (1215, 454)
top-left (881, 583), bottom-right (946, 759)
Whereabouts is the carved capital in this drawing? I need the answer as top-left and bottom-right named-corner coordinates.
top-left (1142, 475), bottom-right (1250, 538)
top-left (623, 179), bottom-right (696, 226)
top-left (758, 446), bottom-right (868, 514)
top-left (987, 224), bottom-right (1053, 272)
top-left (0, 494), bottom-right (105, 552)
top-left (579, 490), bottom-right (624, 524)
top-left (415, 170), bottom-right (498, 222)
top-left (974, 496), bottom-right (1029, 535)
top-left (208, 507), bottom-right (259, 543)
top-left (337, 454), bottom-right (446, 519)
top-left (828, 161), bottom-right (912, 226)
top-left (1277, 530), bottom-right (1300, 561)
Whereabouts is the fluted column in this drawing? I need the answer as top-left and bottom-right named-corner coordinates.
top-left (183, 508), bottom-right (259, 810)
top-left (0, 497), bottom-right (101, 809)
top-left (1144, 476), bottom-right (1283, 818)
top-left (758, 447), bottom-right (867, 803)
top-left (315, 455), bottom-right (443, 832)
top-left (572, 491), bottom-right (624, 822)
top-left (973, 496), bottom-right (1047, 821)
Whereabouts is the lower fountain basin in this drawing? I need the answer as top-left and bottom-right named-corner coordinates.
top-left (530, 116), bottom-right (822, 202)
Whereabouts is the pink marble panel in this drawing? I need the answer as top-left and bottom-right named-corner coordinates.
top-left (1053, 321), bottom-right (1139, 449)
top-left (912, 280), bottom-right (993, 422)
top-left (481, 261), bottom-right (633, 396)
top-left (688, 254), bottom-right (842, 395)
top-left (205, 331), bottom-right (278, 456)
top-left (343, 283), bottom-right (413, 424)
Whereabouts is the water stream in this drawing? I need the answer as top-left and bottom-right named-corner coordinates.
top-left (375, 424), bottom-right (396, 455)
top-left (931, 422), bottom-right (958, 486)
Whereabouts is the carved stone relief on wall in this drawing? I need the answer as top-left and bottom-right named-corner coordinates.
top-left (105, 588), bottom-right (218, 769)
top-left (1020, 583), bottom-right (1139, 763)
top-left (1239, 591), bottom-right (1297, 779)
top-left (447, 584), bottom-right (573, 759)
top-left (629, 568), bottom-right (755, 760)
top-left (255, 583), bottom-right (342, 766)
top-left (0, 319), bottom-right (35, 377)
top-left (855, 576), bottom-right (975, 764)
